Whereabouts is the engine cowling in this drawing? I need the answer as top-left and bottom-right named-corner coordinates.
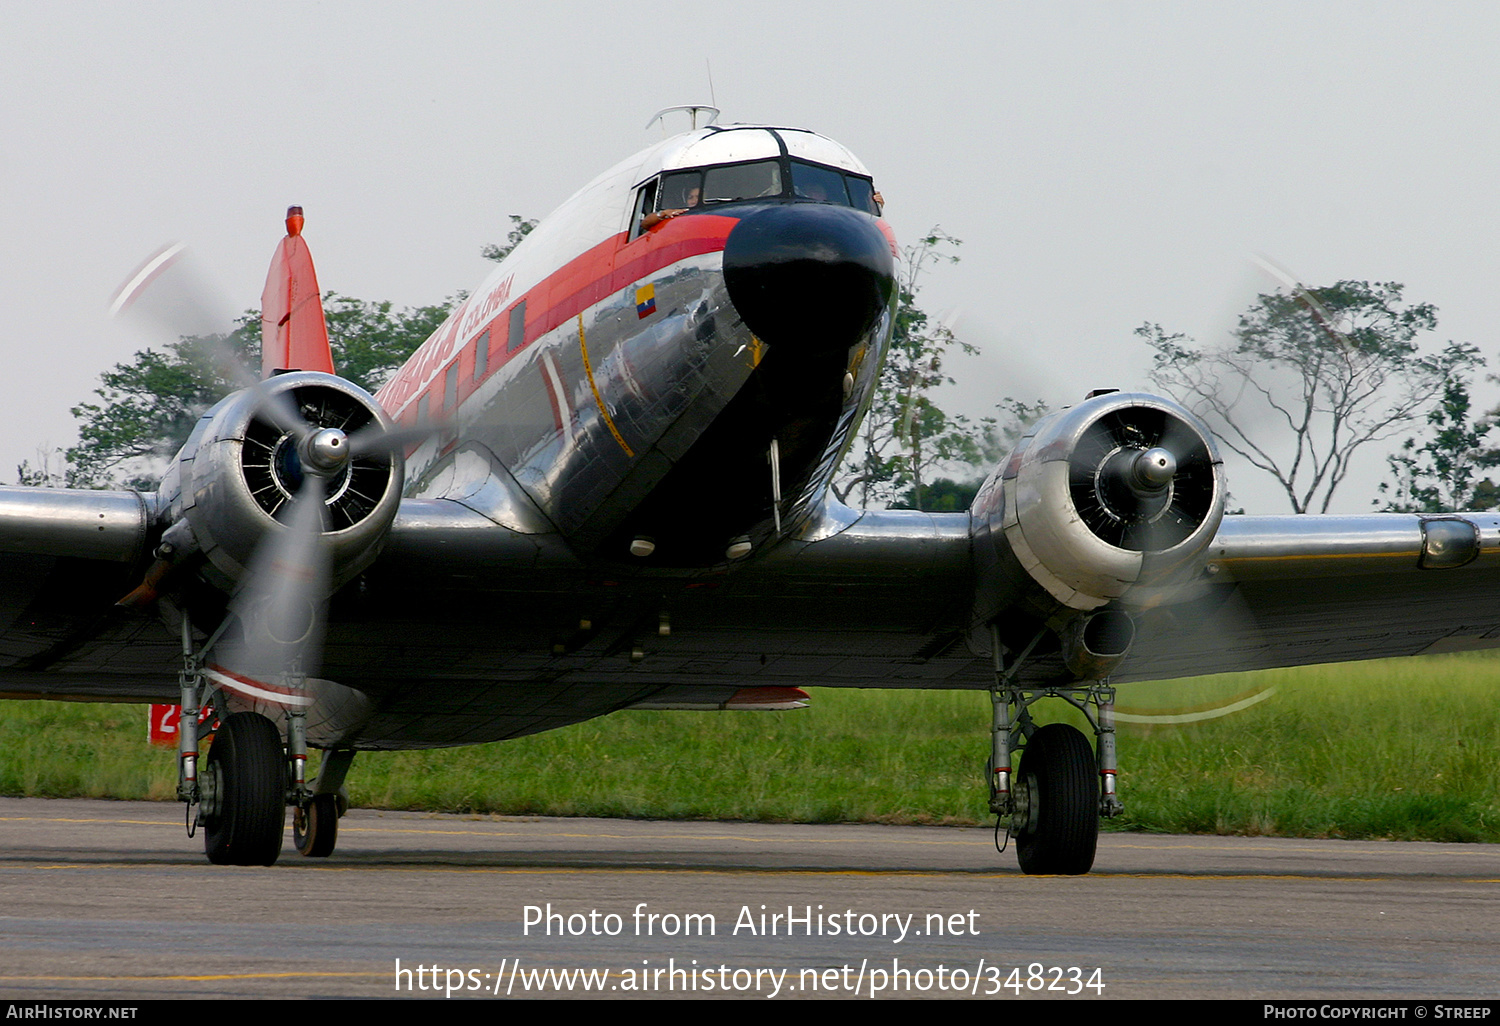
top-left (161, 372), bottom-right (404, 591)
top-left (971, 391), bottom-right (1224, 613)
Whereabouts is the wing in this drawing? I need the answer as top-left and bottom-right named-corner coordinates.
top-left (647, 503), bottom-right (1500, 690)
top-left (1115, 512), bottom-right (1500, 683)
top-left (4, 478), bottom-right (1496, 700)
top-left (0, 485), bottom-right (173, 701)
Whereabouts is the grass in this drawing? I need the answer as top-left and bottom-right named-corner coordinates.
top-left (2, 651), bottom-right (1498, 842)
top-left (1117, 655), bottom-right (1500, 842)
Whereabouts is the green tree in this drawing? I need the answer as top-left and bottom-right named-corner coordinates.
top-left (835, 228), bottom-right (991, 510)
top-left (322, 295), bottom-right (454, 393)
top-left (481, 216), bottom-right (539, 264)
top-left (66, 325), bottom-right (258, 489)
top-left (1139, 281), bottom-right (1480, 513)
top-left (891, 477), bottom-right (981, 512)
top-left (886, 398), bottom-right (1053, 510)
top-left (984, 396), bottom-right (1054, 460)
top-left (1469, 477), bottom-right (1500, 509)
top-left (1378, 369), bottom-right (1499, 512)
top-left (15, 446), bottom-right (72, 488)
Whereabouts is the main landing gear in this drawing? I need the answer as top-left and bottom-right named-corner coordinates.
top-left (1010, 722), bottom-right (1100, 875)
top-left (987, 627), bottom-right (1123, 876)
top-left (175, 617), bottom-right (353, 865)
top-left (184, 703), bottom-right (355, 865)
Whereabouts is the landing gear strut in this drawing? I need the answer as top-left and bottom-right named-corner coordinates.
top-left (176, 610), bottom-right (353, 865)
top-left (175, 614), bottom-right (288, 866)
top-left (988, 625), bottom-right (1123, 875)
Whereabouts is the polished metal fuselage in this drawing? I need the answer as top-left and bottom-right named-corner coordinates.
top-left (403, 248), bottom-right (767, 549)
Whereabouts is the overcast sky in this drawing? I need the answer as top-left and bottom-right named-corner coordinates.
top-left (3, 1), bottom-right (1498, 512)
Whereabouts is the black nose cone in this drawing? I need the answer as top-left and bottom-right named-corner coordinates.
top-left (723, 203), bottom-right (895, 353)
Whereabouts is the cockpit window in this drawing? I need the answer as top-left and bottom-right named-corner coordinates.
top-left (790, 160), bottom-right (850, 206)
top-left (658, 171), bottom-right (702, 210)
top-left (702, 160), bottom-right (782, 203)
top-left (845, 176), bottom-right (878, 215)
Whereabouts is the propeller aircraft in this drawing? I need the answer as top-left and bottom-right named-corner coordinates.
top-left (4, 109), bottom-right (1498, 874)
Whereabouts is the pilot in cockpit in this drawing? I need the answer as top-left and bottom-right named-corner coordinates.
top-left (640, 181), bottom-right (700, 231)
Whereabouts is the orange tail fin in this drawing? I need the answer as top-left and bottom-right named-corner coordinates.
top-left (260, 206), bottom-right (335, 378)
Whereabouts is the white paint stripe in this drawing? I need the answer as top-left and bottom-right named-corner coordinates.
top-left (203, 666), bottom-right (313, 708)
top-left (541, 351), bottom-right (575, 444)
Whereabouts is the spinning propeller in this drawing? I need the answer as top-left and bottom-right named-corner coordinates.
top-left (111, 211), bottom-right (416, 714)
top-left (952, 256), bottom-right (1335, 722)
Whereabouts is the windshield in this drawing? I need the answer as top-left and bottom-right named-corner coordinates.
top-left (647, 159), bottom-right (878, 215)
top-left (702, 160), bottom-right (782, 203)
top-left (789, 160), bottom-right (849, 205)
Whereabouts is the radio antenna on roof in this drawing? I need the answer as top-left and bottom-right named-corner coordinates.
top-left (645, 105), bottom-right (721, 133)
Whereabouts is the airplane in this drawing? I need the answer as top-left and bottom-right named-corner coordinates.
top-left (4, 105), bottom-right (1498, 875)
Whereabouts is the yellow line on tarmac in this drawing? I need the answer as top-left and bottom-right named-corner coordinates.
top-left (0, 816), bottom-right (175, 827)
top-left (227, 865), bottom-right (1022, 880)
top-left (15, 860), bottom-right (1499, 884)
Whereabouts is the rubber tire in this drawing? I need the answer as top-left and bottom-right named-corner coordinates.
top-left (204, 713), bottom-right (286, 867)
top-left (1015, 723), bottom-right (1099, 875)
top-left (294, 793), bottom-right (339, 858)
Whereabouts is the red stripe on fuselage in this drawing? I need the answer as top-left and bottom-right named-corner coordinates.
top-left (381, 215), bottom-right (738, 420)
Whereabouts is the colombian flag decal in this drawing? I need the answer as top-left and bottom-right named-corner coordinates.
top-left (635, 284), bottom-right (657, 319)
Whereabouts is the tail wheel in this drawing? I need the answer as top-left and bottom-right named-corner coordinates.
top-left (203, 713), bottom-right (286, 867)
top-left (294, 793), bottom-right (340, 858)
top-left (1015, 723), bottom-right (1099, 875)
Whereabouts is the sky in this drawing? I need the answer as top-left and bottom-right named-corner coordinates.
top-left (3, 1), bottom-right (1499, 512)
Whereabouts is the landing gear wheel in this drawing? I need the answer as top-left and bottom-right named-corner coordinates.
top-left (203, 712), bottom-right (286, 867)
top-left (1014, 723), bottom-right (1098, 875)
top-left (294, 793), bottom-right (339, 857)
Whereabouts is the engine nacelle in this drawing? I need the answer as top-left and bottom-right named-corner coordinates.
top-left (971, 392), bottom-right (1224, 613)
top-left (159, 372), bottom-right (404, 591)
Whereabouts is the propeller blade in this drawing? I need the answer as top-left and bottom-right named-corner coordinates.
top-left (1117, 585), bottom-right (1274, 725)
top-left (110, 242), bottom-right (260, 392)
top-left (214, 471), bottom-right (331, 702)
top-left (251, 380), bottom-right (320, 444)
top-left (346, 419), bottom-right (439, 459)
top-left (111, 239), bottom-right (329, 454)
